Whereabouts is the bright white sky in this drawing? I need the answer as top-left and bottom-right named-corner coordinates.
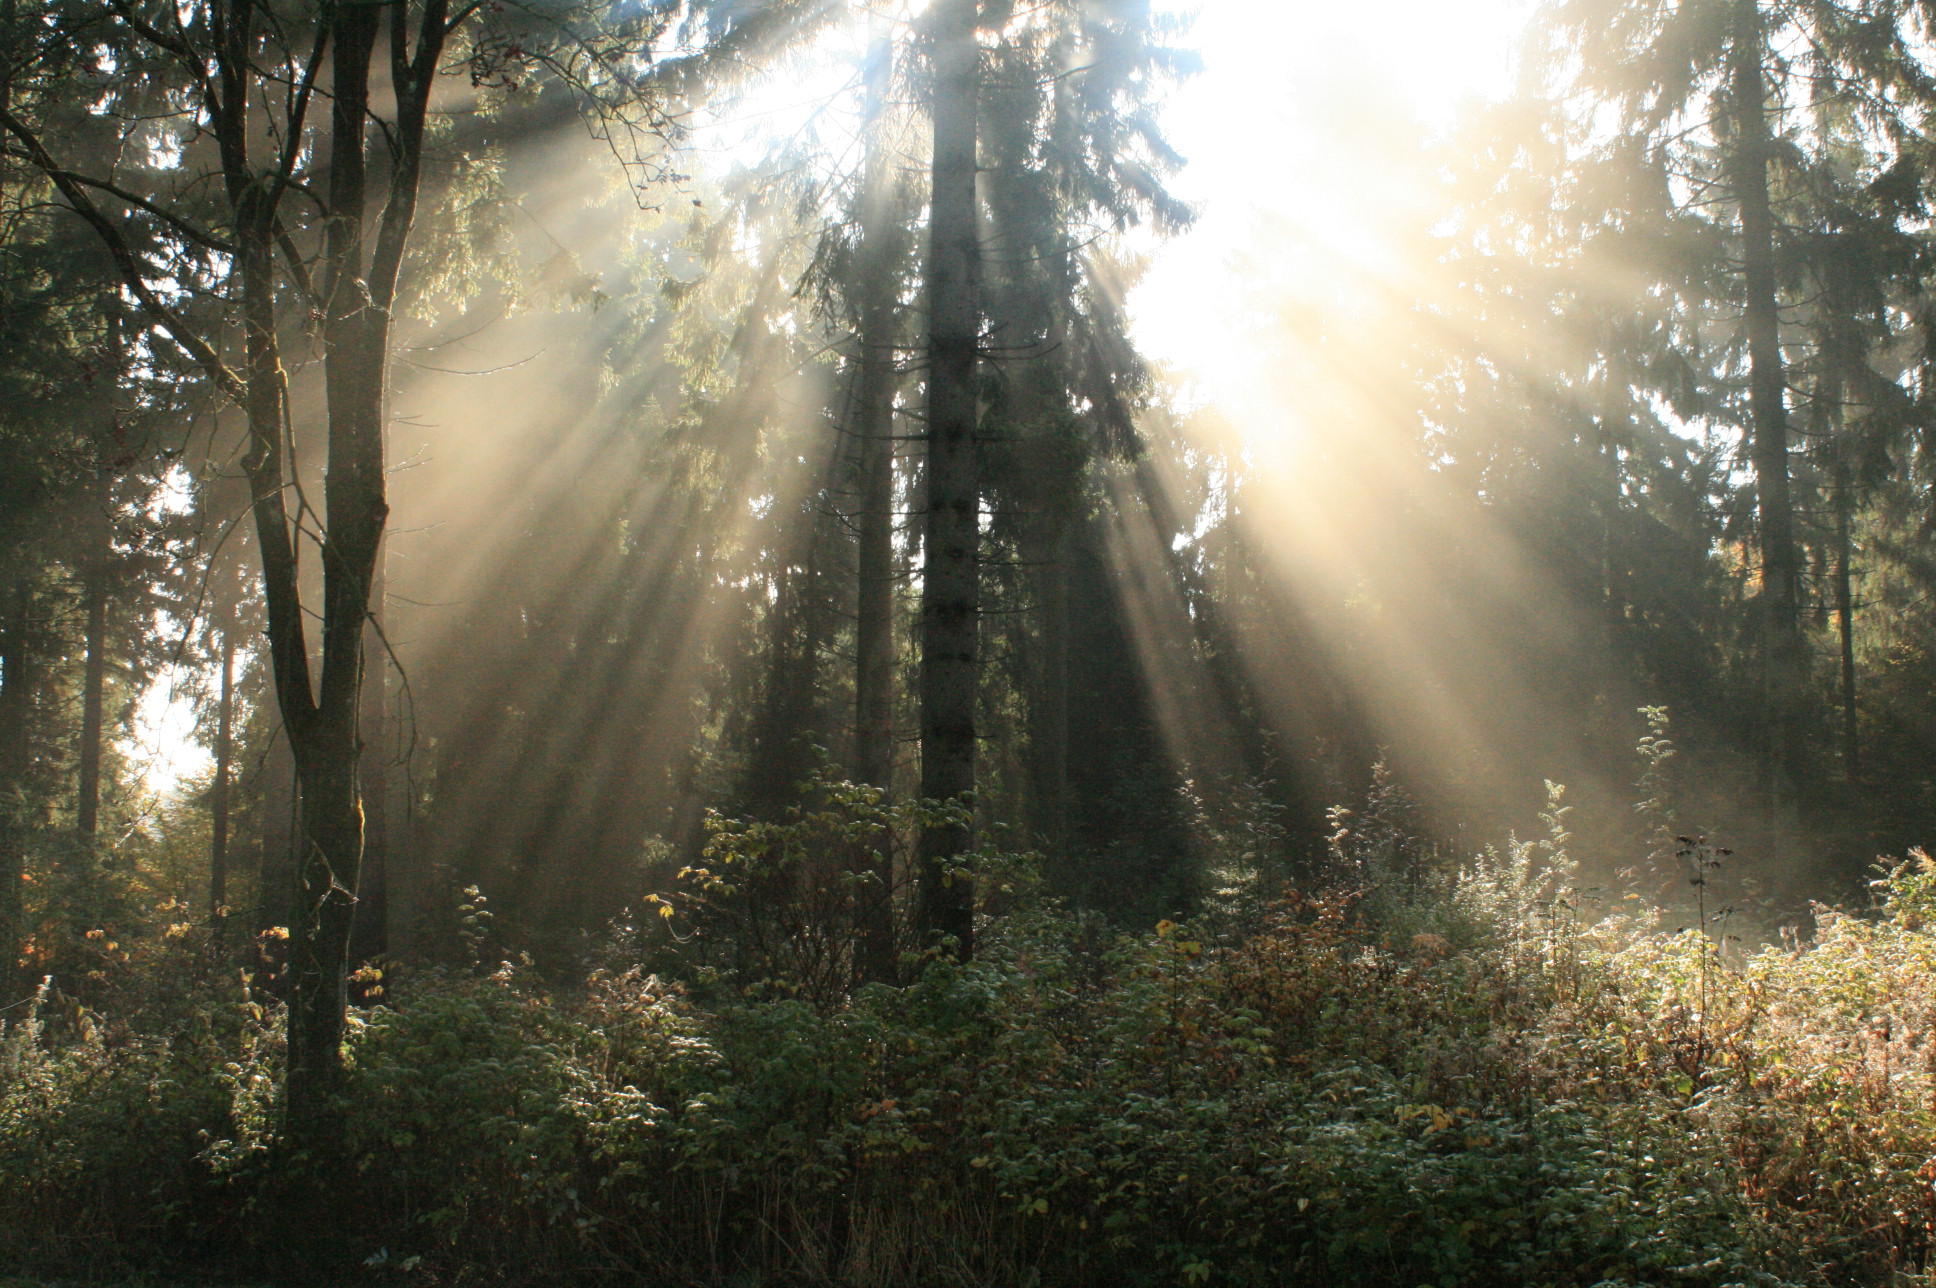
top-left (1132, 0), bottom-right (1533, 382)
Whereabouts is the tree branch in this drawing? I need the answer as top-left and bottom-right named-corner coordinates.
top-left (0, 106), bottom-right (242, 402)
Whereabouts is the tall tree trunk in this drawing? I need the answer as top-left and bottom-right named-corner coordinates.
top-left (256, 724), bottom-right (297, 935)
top-left (915, 0), bottom-right (982, 957)
top-left (852, 37), bottom-right (903, 983)
top-left (0, 576), bottom-right (34, 1003)
top-left (1815, 343), bottom-right (1860, 788)
top-left (210, 627), bottom-right (235, 928)
top-left (1833, 456), bottom-right (1859, 783)
top-left (1729, 0), bottom-right (1803, 801)
top-left (854, 372), bottom-right (898, 793)
top-left (75, 564), bottom-right (107, 841)
top-left (271, 0), bottom-right (441, 1139)
top-left (3, 0), bottom-right (439, 1137)
top-left (352, 581), bottom-right (390, 966)
top-left (1035, 522), bottom-right (1071, 853)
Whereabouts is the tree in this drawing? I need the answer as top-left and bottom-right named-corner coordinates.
top-left (1536, 0), bottom-right (1932, 803)
top-left (0, 0), bottom-right (735, 1141)
top-left (914, 0), bottom-right (983, 956)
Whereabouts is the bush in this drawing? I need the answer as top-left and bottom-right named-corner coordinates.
top-left (8, 811), bottom-right (1936, 1285)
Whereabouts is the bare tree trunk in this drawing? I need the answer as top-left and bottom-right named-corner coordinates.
top-left (352, 579), bottom-right (390, 966)
top-left (1729, 0), bottom-right (1803, 802)
top-left (854, 376), bottom-right (898, 794)
top-left (852, 37), bottom-right (903, 983)
top-left (1036, 523), bottom-right (1071, 854)
top-left (915, 0), bottom-right (982, 958)
top-left (2, 0), bottom-right (441, 1138)
top-left (1833, 457), bottom-right (1859, 783)
top-left (210, 627), bottom-right (235, 927)
top-left (75, 564), bottom-right (107, 841)
top-left (256, 725), bottom-right (296, 935)
top-left (0, 576), bottom-right (34, 1003)
top-left (274, 0), bottom-right (441, 1139)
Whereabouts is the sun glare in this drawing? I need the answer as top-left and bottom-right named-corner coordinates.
top-left (1132, 0), bottom-right (1533, 394)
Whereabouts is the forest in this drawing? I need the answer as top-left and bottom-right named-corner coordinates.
top-left (4, 0), bottom-right (1936, 1282)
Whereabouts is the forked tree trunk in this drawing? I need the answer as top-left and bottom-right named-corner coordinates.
top-left (915, 0), bottom-right (982, 957)
top-left (4, 0), bottom-right (438, 1132)
top-left (1728, 0), bottom-right (1803, 801)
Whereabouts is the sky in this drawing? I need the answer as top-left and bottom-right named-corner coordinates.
top-left (1132, 0), bottom-right (1533, 385)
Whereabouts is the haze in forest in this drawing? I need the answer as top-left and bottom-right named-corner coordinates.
top-left (9, 0), bottom-right (1936, 1280)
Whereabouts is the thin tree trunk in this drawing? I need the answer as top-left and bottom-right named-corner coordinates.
top-left (0, 576), bottom-right (34, 1002)
top-left (853, 388), bottom-right (898, 982)
top-left (75, 564), bottom-right (107, 841)
top-left (915, 0), bottom-right (982, 957)
top-left (1833, 457), bottom-right (1859, 782)
top-left (210, 627), bottom-right (235, 927)
top-left (1037, 523), bottom-right (1071, 853)
top-left (1815, 345), bottom-right (1861, 788)
top-left (854, 376), bottom-right (898, 793)
top-left (353, 582), bottom-right (390, 966)
top-left (1729, 0), bottom-right (1803, 801)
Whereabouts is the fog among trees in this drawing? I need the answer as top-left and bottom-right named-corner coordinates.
top-left (4, 0), bottom-right (1936, 1283)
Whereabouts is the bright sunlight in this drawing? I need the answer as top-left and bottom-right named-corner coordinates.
top-left (5, 0), bottom-right (1935, 1282)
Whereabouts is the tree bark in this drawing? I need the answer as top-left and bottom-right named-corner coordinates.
top-left (1035, 522), bottom-right (1071, 853)
top-left (256, 724), bottom-right (297, 936)
top-left (1728, 0), bottom-right (1803, 801)
top-left (3, 0), bottom-right (441, 1119)
top-left (275, 0), bottom-right (442, 1139)
top-left (0, 576), bottom-right (34, 1003)
top-left (352, 582), bottom-right (390, 967)
top-left (851, 38), bottom-right (903, 983)
top-left (210, 626), bottom-right (235, 927)
top-left (915, 0), bottom-right (982, 958)
top-left (75, 563), bottom-right (107, 841)
top-left (1833, 456), bottom-right (1859, 783)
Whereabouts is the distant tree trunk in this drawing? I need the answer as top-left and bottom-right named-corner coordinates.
top-left (915, 0), bottom-right (982, 957)
top-left (0, 576), bottom-right (34, 1002)
top-left (210, 627), bottom-right (235, 928)
top-left (1814, 345), bottom-right (1861, 788)
top-left (1832, 456), bottom-right (1859, 782)
top-left (1728, 0), bottom-right (1803, 800)
top-left (852, 375), bottom-right (899, 984)
top-left (75, 563), bottom-right (107, 841)
top-left (853, 374), bottom-right (898, 794)
top-left (852, 39), bottom-right (903, 983)
top-left (1035, 522), bottom-right (1072, 853)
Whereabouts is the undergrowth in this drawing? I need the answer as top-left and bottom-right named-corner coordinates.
top-left (5, 796), bottom-right (1936, 1286)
